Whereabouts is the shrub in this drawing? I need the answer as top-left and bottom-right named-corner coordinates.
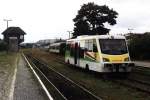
top-left (0, 41), bottom-right (7, 51)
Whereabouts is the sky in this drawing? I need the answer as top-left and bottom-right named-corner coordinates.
top-left (0, 0), bottom-right (150, 43)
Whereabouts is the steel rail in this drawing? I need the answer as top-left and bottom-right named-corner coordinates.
top-left (53, 55), bottom-right (150, 94)
top-left (23, 53), bottom-right (63, 100)
top-left (23, 53), bottom-right (68, 100)
top-left (30, 55), bottom-right (102, 100)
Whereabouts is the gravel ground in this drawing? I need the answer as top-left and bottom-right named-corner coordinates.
top-left (134, 61), bottom-right (150, 68)
top-left (13, 55), bottom-right (49, 100)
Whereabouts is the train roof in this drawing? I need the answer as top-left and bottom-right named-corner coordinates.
top-left (67, 35), bottom-right (126, 41)
top-left (50, 41), bottom-right (65, 46)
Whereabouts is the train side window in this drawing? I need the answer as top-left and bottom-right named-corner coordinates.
top-left (88, 40), bottom-right (93, 52)
top-left (93, 39), bottom-right (98, 52)
top-left (79, 47), bottom-right (84, 58)
top-left (85, 40), bottom-right (93, 52)
top-left (79, 41), bottom-right (85, 58)
top-left (85, 40), bottom-right (88, 51)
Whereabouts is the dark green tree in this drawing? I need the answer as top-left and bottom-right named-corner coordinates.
top-left (128, 32), bottom-right (150, 60)
top-left (73, 2), bottom-right (118, 37)
top-left (0, 41), bottom-right (7, 51)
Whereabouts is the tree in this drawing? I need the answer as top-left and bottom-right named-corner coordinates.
top-left (73, 2), bottom-right (118, 37)
top-left (128, 33), bottom-right (150, 60)
top-left (0, 41), bottom-right (7, 51)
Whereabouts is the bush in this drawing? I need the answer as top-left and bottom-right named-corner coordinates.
top-left (0, 41), bottom-right (7, 51)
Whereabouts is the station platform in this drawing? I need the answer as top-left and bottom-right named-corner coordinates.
top-left (13, 56), bottom-right (49, 100)
top-left (134, 61), bottom-right (150, 68)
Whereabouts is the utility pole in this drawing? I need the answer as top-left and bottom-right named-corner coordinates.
top-left (128, 28), bottom-right (134, 42)
top-left (128, 28), bottom-right (134, 34)
top-left (67, 31), bottom-right (72, 39)
top-left (4, 19), bottom-right (12, 29)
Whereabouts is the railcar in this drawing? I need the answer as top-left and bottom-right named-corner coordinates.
top-left (49, 42), bottom-right (60, 53)
top-left (42, 45), bottom-right (49, 51)
top-left (65, 35), bottom-right (134, 73)
top-left (49, 42), bottom-right (66, 55)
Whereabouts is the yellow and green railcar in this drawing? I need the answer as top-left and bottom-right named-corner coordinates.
top-left (65, 35), bottom-right (134, 73)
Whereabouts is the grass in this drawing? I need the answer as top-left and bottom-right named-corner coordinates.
top-left (0, 51), bottom-right (19, 100)
top-left (29, 49), bottom-right (150, 100)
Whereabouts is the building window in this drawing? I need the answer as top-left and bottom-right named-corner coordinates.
top-left (20, 35), bottom-right (23, 39)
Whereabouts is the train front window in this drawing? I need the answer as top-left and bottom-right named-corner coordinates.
top-left (99, 39), bottom-right (128, 55)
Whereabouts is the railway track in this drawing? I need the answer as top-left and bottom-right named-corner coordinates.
top-left (132, 66), bottom-right (150, 76)
top-left (112, 78), bottom-right (150, 94)
top-left (23, 53), bottom-right (102, 100)
top-left (51, 54), bottom-right (150, 94)
top-left (119, 66), bottom-right (150, 94)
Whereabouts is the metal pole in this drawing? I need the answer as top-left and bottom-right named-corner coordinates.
top-left (4, 19), bottom-right (12, 29)
top-left (128, 28), bottom-right (134, 42)
top-left (67, 31), bottom-right (72, 39)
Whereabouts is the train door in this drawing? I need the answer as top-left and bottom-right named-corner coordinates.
top-left (74, 42), bottom-right (80, 65)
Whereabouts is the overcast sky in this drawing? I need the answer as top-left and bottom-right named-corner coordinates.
top-left (0, 0), bottom-right (150, 43)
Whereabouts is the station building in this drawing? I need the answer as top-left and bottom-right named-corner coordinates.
top-left (1, 27), bottom-right (26, 52)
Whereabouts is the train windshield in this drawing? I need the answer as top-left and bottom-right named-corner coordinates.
top-left (99, 39), bottom-right (128, 55)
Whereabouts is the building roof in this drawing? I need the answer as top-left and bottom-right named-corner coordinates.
top-left (1, 27), bottom-right (26, 35)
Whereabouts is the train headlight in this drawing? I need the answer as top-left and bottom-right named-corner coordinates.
top-left (103, 58), bottom-right (109, 62)
top-left (124, 57), bottom-right (129, 61)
